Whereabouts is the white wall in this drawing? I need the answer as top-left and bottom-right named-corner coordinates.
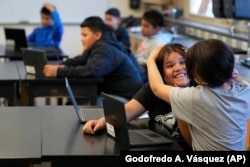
top-left (0, 0), bottom-right (109, 24)
top-left (109, 0), bottom-right (146, 17)
top-left (173, 0), bottom-right (233, 29)
top-left (0, 0), bottom-right (146, 57)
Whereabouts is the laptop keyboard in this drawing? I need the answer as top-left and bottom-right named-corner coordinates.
top-left (81, 108), bottom-right (104, 118)
top-left (129, 131), bottom-right (154, 144)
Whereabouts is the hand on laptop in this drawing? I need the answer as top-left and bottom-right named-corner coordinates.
top-left (43, 64), bottom-right (65, 77)
top-left (83, 117), bottom-right (106, 135)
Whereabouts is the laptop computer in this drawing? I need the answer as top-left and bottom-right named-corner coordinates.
top-left (4, 28), bottom-right (62, 56)
top-left (101, 92), bottom-right (173, 147)
top-left (65, 77), bottom-right (104, 123)
top-left (21, 48), bottom-right (47, 77)
top-left (4, 28), bottom-right (28, 51)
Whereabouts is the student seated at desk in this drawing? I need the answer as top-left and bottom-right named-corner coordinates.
top-left (83, 43), bottom-right (192, 147)
top-left (147, 39), bottom-right (250, 151)
top-left (105, 8), bottom-right (130, 50)
top-left (43, 16), bottom-right (143, 99)
top-left (28, 3), bottom-right (63, 48)
top-left (135, 9), bottom-right (173, 82)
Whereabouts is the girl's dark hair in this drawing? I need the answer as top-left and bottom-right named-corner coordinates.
top-left (80, 16), bottom-right (106, 34)
top-left (185, 39), bottom-right (234, 87)
top-left (142, 9), bottom-right (164, 28)
top-left (156, 43), bottom-right (187, 79)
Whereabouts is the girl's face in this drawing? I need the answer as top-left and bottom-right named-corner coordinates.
top-left (163, 52), bottom-right (190, 87)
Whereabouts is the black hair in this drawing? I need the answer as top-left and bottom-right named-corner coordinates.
top-left (105, 8), bottom-right (120, 18)
top-left (41, 7), bottom-right (51, 16)
top-left (142, 9), bottom-right (164, 28)
top-left (80, 16), bottom-right (106, 34)
top-left (156, 43), bottom-right (187, 80)
top-left (185, 39), bottom-right (234, 87)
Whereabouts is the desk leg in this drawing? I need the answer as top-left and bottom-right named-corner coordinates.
top-left (5, 83), bottom-right (16, 106)
top-left (28, 93), bottom-right (35, 106)
top-left (20, 83), bottom-right (33, 106)
top-left (20, 83), bottom-right (28, 106)
top-left (45, 98), bottom-right (51, 105)
top-left (45, 98), bottom-right (63, 105)
top-left (57, 98), bottom-right (63, 105)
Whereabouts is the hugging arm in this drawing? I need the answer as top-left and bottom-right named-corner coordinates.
top-left (147, 47), bottom-right (192, 149)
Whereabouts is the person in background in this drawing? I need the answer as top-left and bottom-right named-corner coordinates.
top-left (43, 16), bottom-right (142, 100)
top-left (28, 3), bottom-right (63, 48)
top-left (147, 39), bottom-right (250, 150)
top-left (136, 9), bottom-right (173, 82)
top-left (105, 8), bottom-right (130, 50)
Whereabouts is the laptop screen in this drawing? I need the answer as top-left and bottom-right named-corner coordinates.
top-left (4, 28), bottom-right (28, 50)
top-left (65, 77), bottom-right (84, 120)
top-left (21, 49), bottom-right (47, 77)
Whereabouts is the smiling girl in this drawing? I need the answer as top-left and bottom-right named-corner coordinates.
top-left (83, 43), bottom-right (192, 145)
top-left (147, 39), bottom-right (250, 150)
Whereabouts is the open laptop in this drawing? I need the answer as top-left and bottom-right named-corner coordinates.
top-left (65, 77), bottom-right (104, 123)
top-left (21, 48), bottom-right (47, 77)
top-left (101, 92), bottom-right (173, 147)
top-left (4, 28), bottom-right (62, 55)
top-left (4, 28), bottom-right (28, 51)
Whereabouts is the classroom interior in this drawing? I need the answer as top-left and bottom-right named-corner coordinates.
top-left (0, 0), bottom-right (250, 166)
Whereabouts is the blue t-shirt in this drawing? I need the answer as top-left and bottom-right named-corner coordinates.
top-left (170, 80), bottom-right (250, 150)
top-left (28, 10), bottom-right (63, 48)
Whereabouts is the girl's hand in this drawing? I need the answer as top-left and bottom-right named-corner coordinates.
top-left (148, 45), bottom-right (164, 61)
top-left (227, 69), bottom-right (239, 85)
